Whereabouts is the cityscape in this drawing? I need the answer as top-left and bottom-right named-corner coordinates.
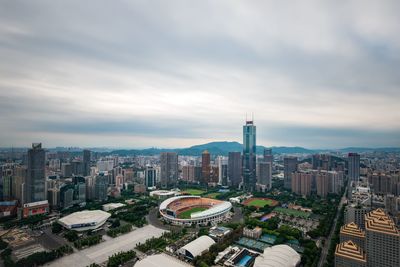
top-left (1, 1), bottom-right (400, 267)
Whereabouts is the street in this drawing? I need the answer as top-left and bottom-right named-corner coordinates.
top-left (317, 188), bottom-right (347, 267)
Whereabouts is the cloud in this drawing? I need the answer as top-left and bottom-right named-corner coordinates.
top-left (0, 0), bottom-right (399, 148)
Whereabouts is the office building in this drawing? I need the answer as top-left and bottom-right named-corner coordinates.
top-left (94, 174), bottom-right (108, 201)
top-left (145, 166), bottom-right (157, 188)
top-left (220, 164), bottom-right (228, 186)
top-left (263, 148), bottom-right (273, 171)
top-left (364, 209), bottom-right (400, 267)
top-left (348, 153), bottom-right (360, 183)
top-left (345, 204), bottom-right (371, 230)
top-left (13, 166), bottom-right (26, 204)
top-left (201, 150), bottom-right (211, 184)
top-left (257, 161), bottom-right (272, 190)
top-left (284, 157), bottom-right (298, 190)
top-left (160, 152), bottom-right (178, 188)
top-left (26, 143), bottom-right (46, 203)
top-left (60, 183), bottom-right (74, 209)
top-left (335, 241), bottom-right (366, 267)
top-left (340, 222), bottom-right (365, 250)
top-left (242, 120), bottom-right (256, 192)
top-left (73, 176), bottom-right (86, 203)
top-left (61, 163), bottom-right (72, 177)
top-left (83, 149), bottom-right (91, 176)
top-left (228, 152), bottom-right (242, 187)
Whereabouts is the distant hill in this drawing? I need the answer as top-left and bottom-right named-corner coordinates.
top-left (110, 141), bottom-right (316, 156)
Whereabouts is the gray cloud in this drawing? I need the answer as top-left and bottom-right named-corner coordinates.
top-left (0, 0), bottom-right (399, 148)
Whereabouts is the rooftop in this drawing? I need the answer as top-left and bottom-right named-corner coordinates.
top-left (335, 241), bottom-right (366, 263)
top-left (58, 210), bottom-right (111, 226)
top-left (340, 222), bottom-right (365, 238)
top-left (364, 208), bottom-right (399, 236)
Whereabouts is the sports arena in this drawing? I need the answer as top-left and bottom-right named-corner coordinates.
top-left (159, 195), bottom-right (232, 226)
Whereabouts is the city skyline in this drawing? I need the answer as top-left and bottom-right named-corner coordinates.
top-left (1, 1), bottom-right (400, 148)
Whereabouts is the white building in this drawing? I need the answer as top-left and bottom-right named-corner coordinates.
top-left (179, 235), bottom-right (216, 259)
top-left (58, 210), bottom-right (111, 231)
top-left (254, 245), bottom-right (301, 267)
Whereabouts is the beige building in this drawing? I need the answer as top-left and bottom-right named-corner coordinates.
top-left (335, 240), bottom-right (366, 267)
top-left (365, 208), bottom-right (400, 267)
top-left (291, 171), bottom-right (311, 196)
top-left (340, 222), bottom-right (365, 250)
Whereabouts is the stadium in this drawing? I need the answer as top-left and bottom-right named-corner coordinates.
top-left (159, 195), bottom-right (232, 226)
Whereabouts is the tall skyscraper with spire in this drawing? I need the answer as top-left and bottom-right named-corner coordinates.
top-left (242, 119), bottom-right (256, 192)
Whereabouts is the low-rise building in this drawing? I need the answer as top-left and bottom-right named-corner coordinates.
top-left (243, 226), bottom-right (262, 240)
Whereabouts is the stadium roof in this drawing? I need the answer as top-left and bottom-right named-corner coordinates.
top-left (159, 195), bottom-right (232, 220)
top-left (58, 210), bottom-right (111, 226)
top-left (135, 253), bottom-right (189, 267)
top-left (159, 195), bottom-right (200, 210)
top-left (180, 235), bottom-right (215, 258)
top-left (191, 202), bottom-right (232, 219)
top-left (254, 245), bottom-right (301, 267)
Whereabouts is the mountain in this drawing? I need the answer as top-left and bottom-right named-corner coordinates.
top-left (109, 141), bottom-right (316, 156)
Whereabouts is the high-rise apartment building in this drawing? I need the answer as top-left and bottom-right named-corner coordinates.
top-left (291, 171), bottom-right (312, 196)
top-left (160, 152), bottom-right (178, 188)
top-left (348, 153), bottom-right (360, 183)
top-left (27, 143), bottom-right (46, 203)
top-left (284, 157), bottom-right (298, 190)
top-left (242, 120), bottom-right (256, 192)
top-left (228, 152), bottom-right (242, 187)
top-left (201, 150), bottom-right (211, 184)
top-left (316, 171), bottom-right (329, 197)
top-left (83, 149), bottom-right (91, 176)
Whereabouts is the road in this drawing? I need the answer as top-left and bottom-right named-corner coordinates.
top-left (317, 188), bottom-right (347, 267)
top-left (45, 225), bottom-right (166, 267)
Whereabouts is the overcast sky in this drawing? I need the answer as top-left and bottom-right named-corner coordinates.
top-left (0, 1), bottom-right (399, 149)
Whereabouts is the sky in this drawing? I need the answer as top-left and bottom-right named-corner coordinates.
top-left (0, 0), bottom-right (400, 149)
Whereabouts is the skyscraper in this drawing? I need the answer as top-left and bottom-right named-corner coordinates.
top-left (284, 156), bottom-right (298, 190)
top-left (145, 166), bottom-right (157, 188)
top-left (160, 152), bottom-right (178, 188)
top-left (242, 120), bottom-right (256, 192)
top-left (348, 153), bottom-right (360, 183)
top-left (201, 150), bottom-right (211, 184)
top-left (228, 152), bottom-right (242, 187)
top-left (263, 148), bottom-right (273, 167)
top-left (364, 209), bottom-right (400, 267)
top-left (257, 161), bottom-right (272, 190)
top-left (83, 149), bottom-right (91, 176)
top-left (27, 143), bottom-right (46, 203)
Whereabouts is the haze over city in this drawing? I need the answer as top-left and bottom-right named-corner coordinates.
top-left (1, 1), bottom-right (400, 148)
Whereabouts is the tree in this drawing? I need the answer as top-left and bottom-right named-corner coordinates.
top-left (52, 222), bottom-right (63, 234)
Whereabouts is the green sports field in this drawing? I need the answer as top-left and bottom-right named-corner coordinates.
top-left (182, 189), bottom-right (205, 196)
top-left (178, 207), bottom-right (208, 219)
top-left (247, 199), bottom-right (274, 208)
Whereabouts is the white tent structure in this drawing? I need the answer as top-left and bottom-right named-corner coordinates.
top-left (179, 235), bottom-right (216, 259)
top-left (254, 244), bottom-right (301, 267)
top-left (135, 253), bottom-right (189, 267)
